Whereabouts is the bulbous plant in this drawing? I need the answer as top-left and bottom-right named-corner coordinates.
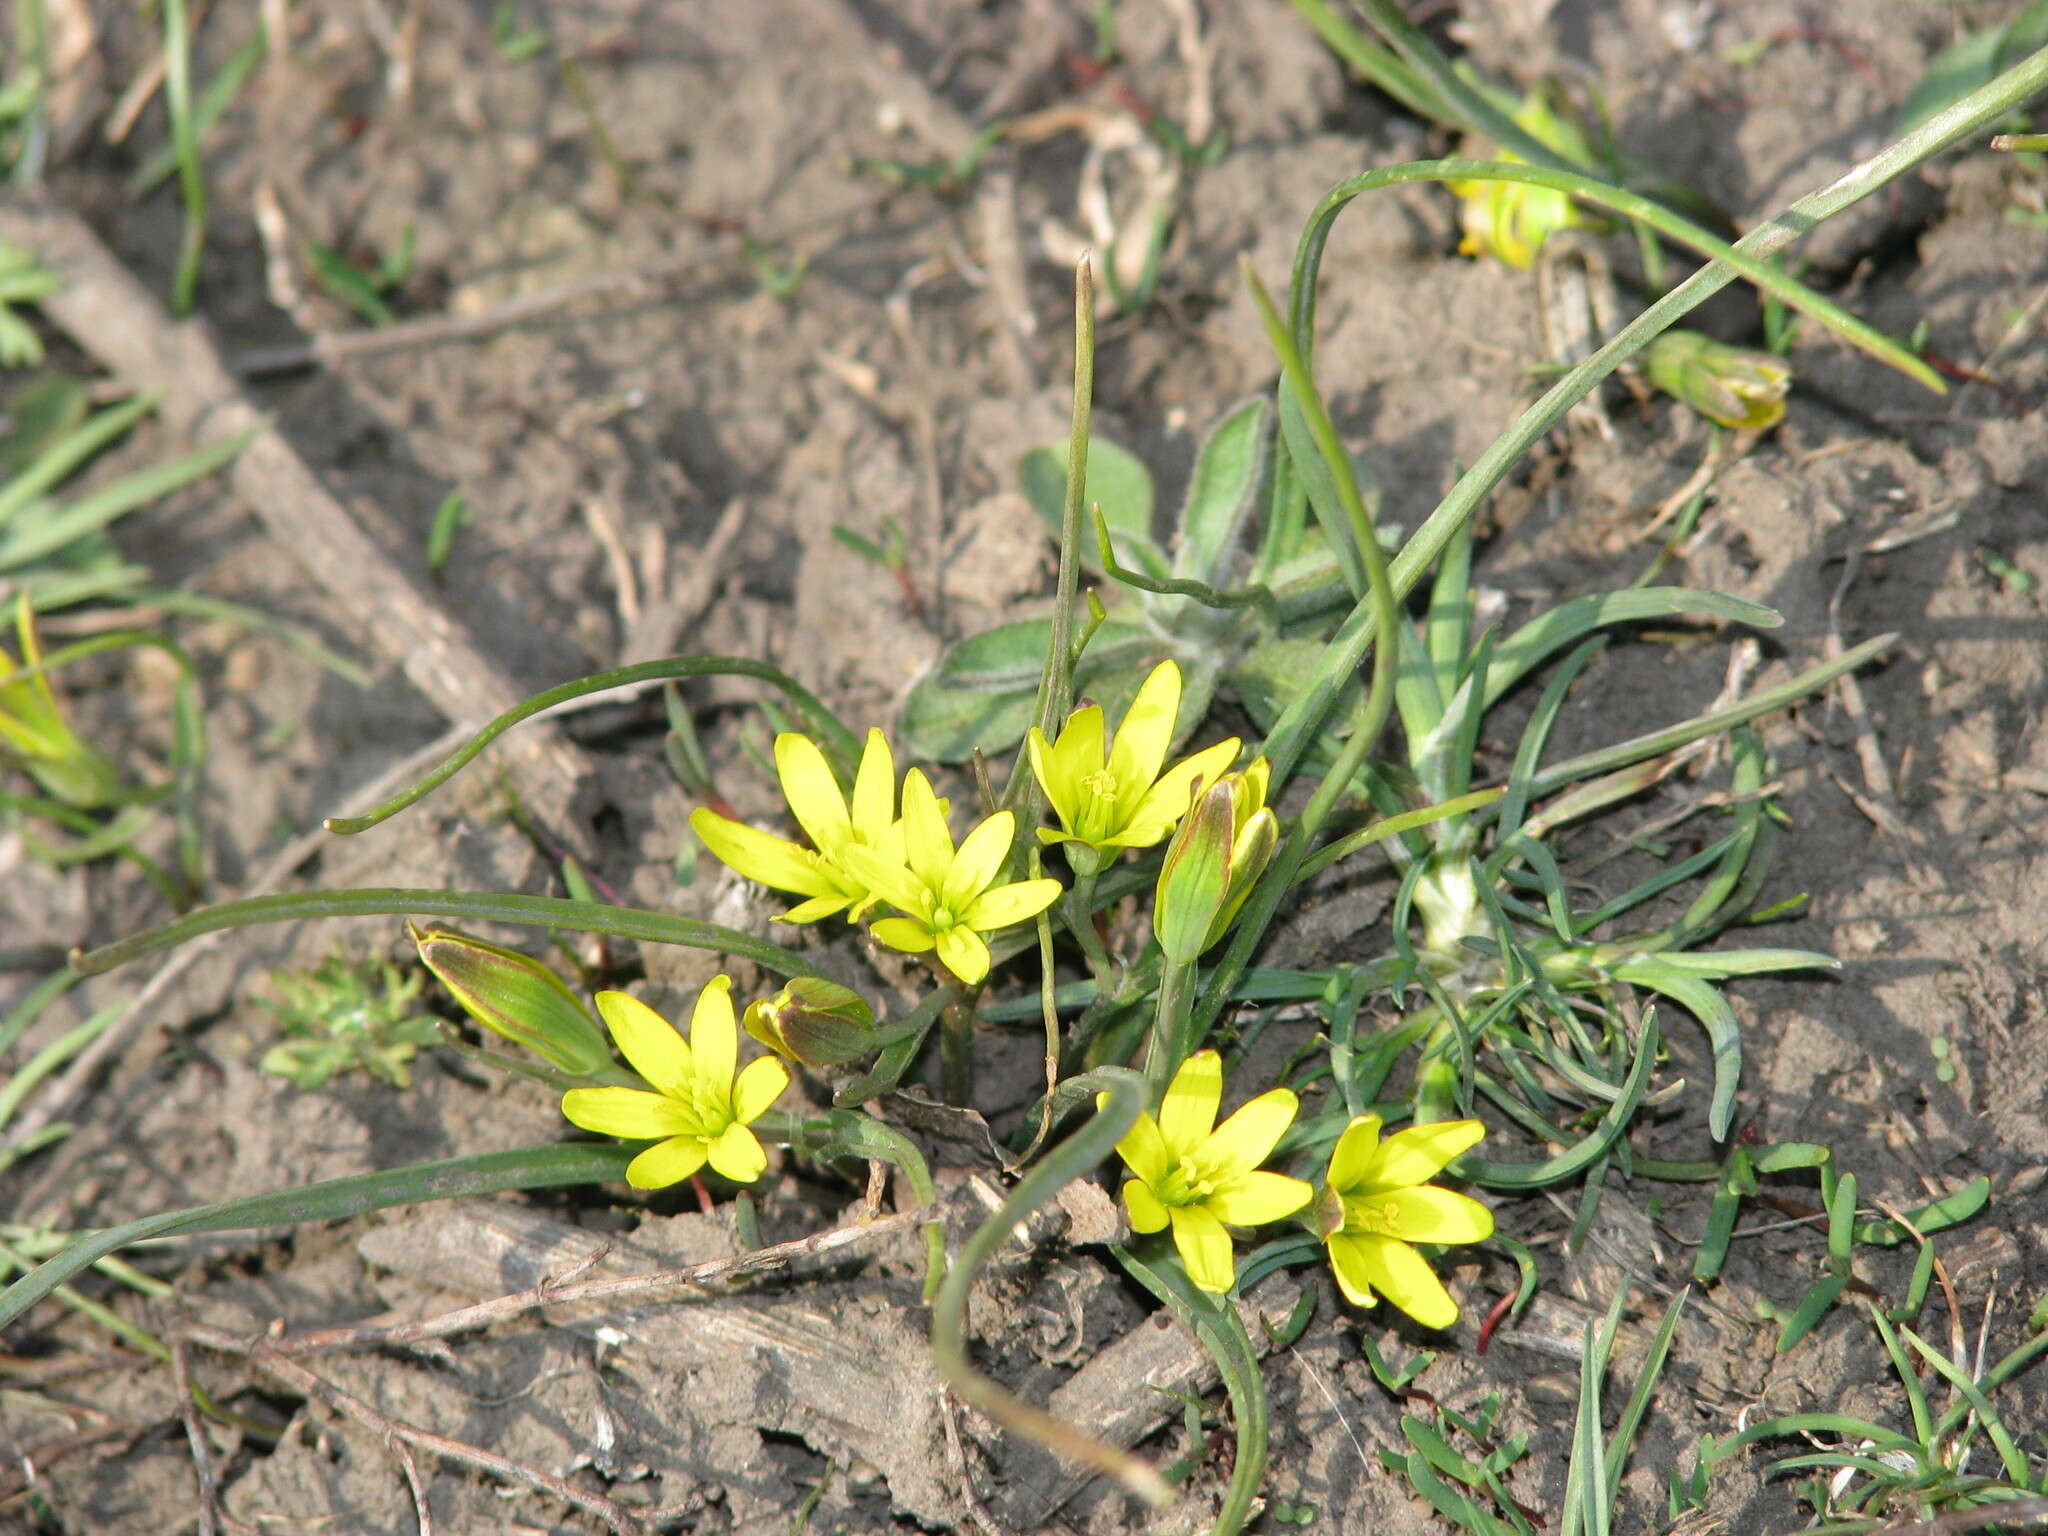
top-left (10, 37), bottom-right (2045, 1536)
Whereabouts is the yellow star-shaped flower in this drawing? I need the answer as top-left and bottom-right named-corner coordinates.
top-left (839, 769), bottom-right (1062, 986)
top-left (1111, 1050), bottom-right (1312, 1293)
top-left (690, 728), bottom-right (916, 923)
top-left (1028, 660), bottom-right (1240, 873)
top-left (1317, 1115), bottom-right (1493, 1329)
top-left (560, 977), bottom-right (790, 1190)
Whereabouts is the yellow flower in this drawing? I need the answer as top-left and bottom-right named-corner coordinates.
top-left (1028, 660), bottom-right (1241, 873)
top-left (690, 728), bottom-right (917, 924)
top-left (1449, 91), bottom-right (1596, 270)
top-left (1316, 1115), bottom-right (1493, 1329)
top-left (1153, 757), bottom-right (1278, 963)
top-left (0, 595), bottom-right (116, 808)
top-left (1643, 329), bottom-right (1791, 430)
top-left (1110, 1050), bottom-right (1312, 1293)
top-left (560, 978), bottom-right (791, 1190)
top-left (839, 769), bottom-right (1062, 986)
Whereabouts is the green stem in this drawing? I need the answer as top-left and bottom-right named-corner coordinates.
top-left (1141, 956), bottom-right (1199, 1104)
top-left (930, 1066), bottom-right (1169, 1505)
top-left (1006, 258), bottom-right (1096, 830)
top-left (939, 986), bottom-right (982, 1106)
top-left (1064, 865), bottom-right (1116, 986)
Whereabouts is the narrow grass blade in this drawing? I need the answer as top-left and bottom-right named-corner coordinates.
top-left (0, 1141), bottom-right (635, 1331)
top-left (72, 888), bottom-right (828, 980)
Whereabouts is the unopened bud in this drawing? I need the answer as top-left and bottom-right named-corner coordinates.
top-left (1154, 758), bottom-right (1279, 963)
top-left (743, 977), bottom-right (877, 1069)
top-left (410, 922), bottom-right (611, 1077)
top-left (1643, 329), bottom-right (1791, 430)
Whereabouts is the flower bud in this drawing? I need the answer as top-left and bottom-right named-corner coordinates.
top-left (1449, 90), bottom-right (1598, 270)
top-left (409, 922), bottom-right (612, 1077)
top-left (743, 977), bottom-right (877, 1069)
top-left (0, 596), bottom-right (118, 808)
top-left (1153, 758), bottom-right (1279, 963)
top-left (1643, 329), bottom-right (1791, 430)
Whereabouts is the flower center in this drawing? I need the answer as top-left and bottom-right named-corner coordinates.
top-left (1343, 1197), bottom-right (1406, 1238)
top-left (1156, 1157), bottom-right (1219, 1208)
top-left (930, 904), bottom-right (957, 930)
top-left (1076, 768), bottom-right (1122, 841)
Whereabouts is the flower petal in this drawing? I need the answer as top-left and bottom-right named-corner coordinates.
top-left (705, 1121), bottom-right (768, 1183)
top-left (943, 811), bottom-right (1014, 911)
top-left (1200, 1087), bottom-right (1300, 1176)
top-left (1159, 1049), bottom-right (1224, 1156)
top-left (775, 733), bottom-right (851, 852)
top-left (1113, 1107), bottom-right (1171, 1189)
top-left (732, 1054), bottom-right (791, 1123)
top-left (934, 925), bottom-right (991, 985)
top-left (690, 810), bottom-right (841, 898)
top-left (899, 770), bottom-right (955, 891)
top-left (838, 845), bottom-right (928, 920)
top-left (1347, 1233), bottom-right (1460, 1329)
top-left (595, 991), bottom-right (693, 1098)
top-left (1325, 1232), bottom-right (1379, 1309)
top-left (1107, 660), bottom-right (1180, 802)
top-left (1118, 736), bottom-right (1241, 847)
top-left (688, 976), bottom-right (738, 1096)
top-left (1364, 1119), bottom-right (1487, 1192)
top-left (560, 1086), bottom-right (693, 1139)
top-left (870, 916), bottom-right (936, 955)
top-left (849, 729), bottom-right (896, 842)
top-left (777, 893), bottom-right (853, 924)
top-left (1206, 1170), bottom-right (1313, 1228)
top-left (963, 877), bottom-right (1063, 933)
top-left (1381, 1185), bottom-right (1494, 1245)
top-left (1123, 1177), bottom-right (1170, 1234)
top-left (626, 1135), bottom-right (708, 1190)
top-left (1327, 1114), bottom-right (1384, 1193)
top-left (1168, 1203), bottom-right (1236, 1294)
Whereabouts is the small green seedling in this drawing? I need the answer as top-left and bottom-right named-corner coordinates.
top-left (258, 950), bottom-right (443, 1089)
top-left (307, 225), bottom-right (416, 327)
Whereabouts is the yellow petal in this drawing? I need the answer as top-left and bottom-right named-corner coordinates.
top-left (560, 1086), bottom-right (693, 1140)
top-left (933, 925), bottom-right (990, 985)
top-left (778, 893), bottom-right (853, 924)
top-left (1200, 1087), bottom-right (1299, 1176)
top-left (1380, 1185), bottom-right (1494, 1246)
top-left (899, 769), bottom-right (955, 891)
top-left (1118, 736), bottom-right (1241, 848)
top-left (705, 1121), bottom-right (768, 1183)
top-left (850, 729), bottom-right (896, 840)
top-left (1362, 1119), bottom-right (1487, 1192)
top-left (732, 1054), bottom-right (791, 1123)
top-left (1123, 1177), bottom-right (1170, 1234)
top-left (1205, 1171), bottom-right (1313, 1228)
top-left (1114, 1108), bottom-right (1171, 1188)
top-left (962, 877), bottom-right (1062, 933)
top-left (837, 844), bottom-right (929, 918)
top-left (870, 916), bottom-right (936, 955)
top-left (943, 811), bottom-right (1014, 911)
top-left (626, 1135), bottom-right (709, 1190)
top-left (1325, 1232), bottom-right (1379, 1309)
top-left (775, 733), bottom-right (851, 852)
top-left (1345, 1233), bottom-right (1459, 1329)
top-left (1168, 1203), bottom-right (1236, 1293)
top-left (595, 991), bottom-right (693, 1098)
top-left (690, 810), bottom-right (843, 898)
top-left (1107, 659), bottom-right (1180, 802)
top-left (688, 976), bottom-right (738, 1093)
top-left (1159, 1050), bottom-right (1223, 1156)
top-left (1327, 1114), bottom-right (1384, 1192)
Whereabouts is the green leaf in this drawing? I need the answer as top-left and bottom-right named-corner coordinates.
top-left (1226, 636), bottom-right (1362, 737)
top-left (1609, 961), bottom-right (1741, 1141)
top-left (1277, 381), bottom-right (1379, 600)
top-left (1172, 397), bottom-right (1270, 585)
top-left (0, 1142), bottom-right (634, 1331)
top-left (899, 619), bottom-right (1159, 761)
top-left (1020, 435), bottom-right (1163, 577)
top-left (1485, 588), bottom-right (1781, 709)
